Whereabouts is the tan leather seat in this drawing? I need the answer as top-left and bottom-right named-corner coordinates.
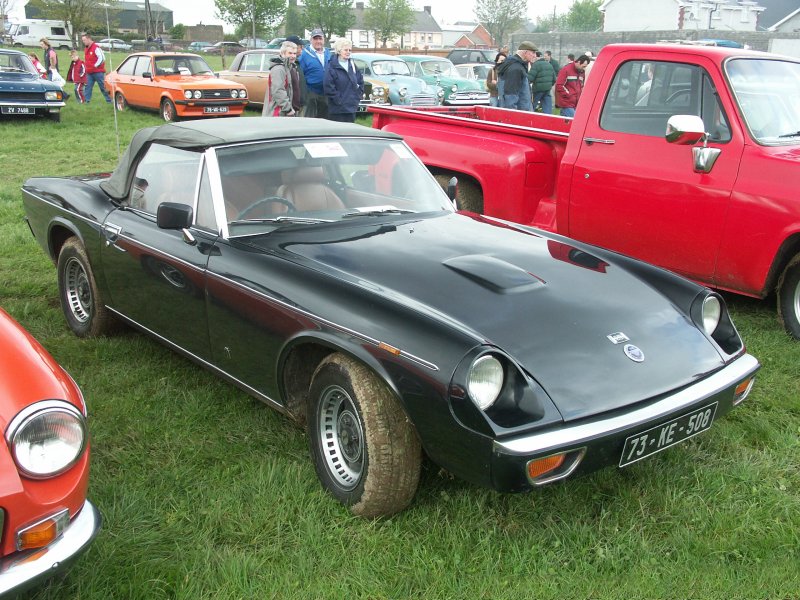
top-left (276, 167), bottom-right (345, 212)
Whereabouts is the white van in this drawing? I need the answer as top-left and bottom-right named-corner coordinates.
top-left (9, 20), bottom-right (72, 49)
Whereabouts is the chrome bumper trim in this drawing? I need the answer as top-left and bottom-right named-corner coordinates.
top-left (494, 354), bottom-right (760, 456)
top-left (0, 499), bottom-right (101, 597)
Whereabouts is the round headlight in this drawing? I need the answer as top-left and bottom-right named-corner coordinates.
top-left (193, 90), bottom-right (202, 99)
top-left (467, 355), bottom-right (504, 411)
top-left (230, 89), bottom-right (238, 98)
top-left (398, 86), bottom-right (407, 98)
top-left (437, 89), bottom-right (445, 98)
top-left (184, 90), bottom-right (193, 99)
top-left (373, 86), bottom-right (384, 96)
top-left (9, 403), bottom-right (87, 479)
top-left (450, 84), bottom-right (458, 92)
top-left (238, 88), bottom-right (247, 98)
top-left (702, 295), bottom-right (722, 335)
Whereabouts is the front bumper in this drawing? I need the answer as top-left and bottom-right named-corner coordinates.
top-left (0, 100), bottom-right (66, 115)
top-left (490, 353), bottom-right (760, 491)
top-left (0, 500), bottom-right (101, 597)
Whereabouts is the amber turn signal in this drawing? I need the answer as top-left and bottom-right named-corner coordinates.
top-left (733, 377), bottom-right (755, 406)
top-left (16, 509), bottom-right (69, 551)
top-left (527, 453), bottom-right (566, 480)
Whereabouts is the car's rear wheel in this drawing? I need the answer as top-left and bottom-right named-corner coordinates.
top-left (777, 256), bottom-right (800, 340)
top-left (308, 353), bottom-right (421, 517)
top-left (57, 237), bottom-right (116, 337)
top-left (161, 98), bottom-right (178, 122)
top-left (115, 92), bottom-right (127, 111)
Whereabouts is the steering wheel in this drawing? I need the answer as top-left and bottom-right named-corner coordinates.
top-left (665, 89), bottom-right (691, 105)
top-left (236, 196), bottom-right (296, 220)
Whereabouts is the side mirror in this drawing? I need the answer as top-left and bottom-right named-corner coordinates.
top-left (157, 202), bottom-right (193, 230)
top-left (142, 71), bottom-right (153, 79)
top-left (665, 115), bottom-right (706, 145)
top-left (447, 176), bottom-right (458, 209)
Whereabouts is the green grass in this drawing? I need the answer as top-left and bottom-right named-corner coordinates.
top-left (3, 59), bottom-right (799, 599)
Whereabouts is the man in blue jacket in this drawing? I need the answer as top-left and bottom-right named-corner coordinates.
top-left (298, 28), bottom-right (331, 118)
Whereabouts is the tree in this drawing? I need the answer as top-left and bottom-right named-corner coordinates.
top-left (302, 0), bottom-right (354, 40)
top-left (26, 0), bottom-right (119, 48)
top-left (474, 0), bottom-right (527, 49)
top-left (565, 0), bottom-right (602, 32)
top-left (283, 0), bottom-right (304, 38)
top-left (169, 23), bottom-right (186, 40)
top-left (363, 0), bottom-right (414, 48)
top-left (215, 0), bottom-right (285, 46)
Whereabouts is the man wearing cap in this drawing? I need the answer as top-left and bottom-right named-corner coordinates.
top-left (285, 35), bottom-right (307, 115)
top-left (496, 41), bottom-right (536, 111)
top-left (298, 28), bottom-right (331, 118)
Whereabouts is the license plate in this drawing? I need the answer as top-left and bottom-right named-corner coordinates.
top-left (1, 106), bottom-right (34, 114)
top-left (619, 402), bottom-right (718, 467)
top-left (203, 106), bottom-right (228, 113)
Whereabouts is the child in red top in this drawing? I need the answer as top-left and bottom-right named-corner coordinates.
top-left (28, 53), bottom-right (47, 78)
top-left (66, 50), bottom-right (87, 103)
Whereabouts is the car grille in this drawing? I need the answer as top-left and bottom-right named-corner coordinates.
top-left (450, 91), bottom-right (490, 102)
top-left (200, 89), bottom-right (233, 99)
top-left (0, 91), bottom-right (45, 102)
top-left (408, 95), bottom-right (437, 106)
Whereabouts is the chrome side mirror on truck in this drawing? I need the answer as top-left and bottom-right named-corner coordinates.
top-left (665, 115), bottom-right (721, 174)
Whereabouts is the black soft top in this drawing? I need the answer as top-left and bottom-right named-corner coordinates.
top-left (100, 118), bottom-right (400, 200)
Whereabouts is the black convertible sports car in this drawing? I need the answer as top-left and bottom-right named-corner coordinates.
top-left (22, 119), bottom-right (759, 517)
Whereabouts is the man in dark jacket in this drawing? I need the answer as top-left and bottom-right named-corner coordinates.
top-left (528, 51), bottom-right (555, 113)
top-left (497, 41), bottom-right (536, 111)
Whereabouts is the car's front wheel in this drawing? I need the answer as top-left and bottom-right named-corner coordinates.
top-left (57, 237), bottom-right (116, 337)
top-left (308, 353), bottom-right (421, 517)
top-left (115, 92), bottom-right (127, 111)
top-left (777, 256), bottom-right (800, 340)
top-left (161, 98), bottom-right (178, 122)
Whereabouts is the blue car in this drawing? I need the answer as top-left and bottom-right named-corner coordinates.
top-left (0, 48), bottom-right (65, 122)
top-left (351, 52), bottom-right (442, 107)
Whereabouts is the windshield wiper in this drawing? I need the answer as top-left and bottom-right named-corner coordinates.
top-left (228, 215), bottom-right (334, 225)
top-left (343, 207), bottom-right (415, 218)
top-left (777, 131), bottom-right (800, 138)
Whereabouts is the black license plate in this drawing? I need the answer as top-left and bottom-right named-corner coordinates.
top-left (1, 106), bottom-right (34, 114)
top-left (619, 402), bottom-right (718, 467)
top-left (203, 106), bottom-right (228, 114)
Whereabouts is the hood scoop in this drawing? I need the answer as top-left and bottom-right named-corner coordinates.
top-left (443, 255), bottom-right (544, 294)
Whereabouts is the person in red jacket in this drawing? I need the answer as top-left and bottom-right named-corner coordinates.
top-left (81, 32), bottom-right (111, 104)
top-left (555, 54), bottom-right (590, 118)
top-left (66, 50), bottom-right (88, 103)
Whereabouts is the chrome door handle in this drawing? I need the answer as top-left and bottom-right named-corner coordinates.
top-left (584, 138), bottom-right (615, 145)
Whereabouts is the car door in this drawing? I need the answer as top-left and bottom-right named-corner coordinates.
top-left (127, 55), bottom-right (154, 108)
top-left (100, 143), bottom-right (214, 359)
top-left (567, 52), bottom-right (745, 283)
top-left (232, 52), bottom-right (270, 105)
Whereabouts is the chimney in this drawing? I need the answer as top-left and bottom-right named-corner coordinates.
top-left (356, 1), bottom-right (364, 8)
top-left (424, 5), bottom-right (431, 13)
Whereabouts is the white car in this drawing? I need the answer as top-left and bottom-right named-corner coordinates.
top-left (98, 38), bottom-right (132, 51)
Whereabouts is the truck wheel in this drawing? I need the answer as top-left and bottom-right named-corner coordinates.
top-left (161, 98), bottom-right (178, 122)
top-left (433, 174), bottom-right (484, 214)
top-left (777, 256), bottom-right (800, 340)
top-left (308, 353), bottom-right (421, 517)
top-left (57, 237), bottom-right (116, 337)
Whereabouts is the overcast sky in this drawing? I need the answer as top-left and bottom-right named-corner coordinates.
top-left (9, 0), bottom-right (577, 32)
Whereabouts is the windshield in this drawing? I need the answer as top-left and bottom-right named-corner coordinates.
top-left (421, 60), bottom-right (457, 77)
top-left (216, 137), bottom-right (453, 235)
top-left (726, 58), bottom-right (800, 143)
top-left (154, 55), bottom-right (214, 76)
top-left (371, 60), bottom-right (411, 76)
top-left (0, 51), bottom-right (38, 75)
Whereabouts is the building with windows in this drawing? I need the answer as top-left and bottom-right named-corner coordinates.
top-left (600, 0), bottom-right (765, 32)
top-left (334, 3), bottom-right (443, 49)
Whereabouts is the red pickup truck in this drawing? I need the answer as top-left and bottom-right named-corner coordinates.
top-left (371, 43), bottom-right (800, 339)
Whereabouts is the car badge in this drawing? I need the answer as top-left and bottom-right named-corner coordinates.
top-left (214, 92), bottom-right (221, 96)
top-left (624, 344), bottom-right (645, 363)
top-left (607, 332), bottom-right (629, 345)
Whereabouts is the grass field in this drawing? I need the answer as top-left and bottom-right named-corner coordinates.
top-left (2, 50), bottom-right (799, 599)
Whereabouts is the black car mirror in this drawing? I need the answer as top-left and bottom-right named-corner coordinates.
top-left (142, 71), bottom-right (153, 79)
top-left (157, 202), bottom-right (193, 230)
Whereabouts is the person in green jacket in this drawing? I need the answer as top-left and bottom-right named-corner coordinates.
top-left (528, 51), bottom-right (556, 113)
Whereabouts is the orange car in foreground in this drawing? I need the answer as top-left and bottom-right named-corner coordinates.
top-left (107, 52), bottom-right (248, 121)
top-left (0, 307), bottom-right (100, 596)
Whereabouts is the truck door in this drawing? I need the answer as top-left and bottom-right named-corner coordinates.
top-left (567, 55), bottom-right (744, 284)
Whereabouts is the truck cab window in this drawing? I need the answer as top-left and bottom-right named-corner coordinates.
top-left (601, 60), bottom-right (729, 142)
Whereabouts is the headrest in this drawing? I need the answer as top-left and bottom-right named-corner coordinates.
top-left (283, 166), bottom-right (325, 184)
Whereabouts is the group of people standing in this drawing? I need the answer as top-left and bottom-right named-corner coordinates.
top-left (263, 28), bottom-right (364, 122)
top-left (488, 41), bottom-right (592, 118)
top-left (27, 33), bottom-right (112, 104)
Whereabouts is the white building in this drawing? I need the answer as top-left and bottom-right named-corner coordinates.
top-left (600, 0), bottom-right (766, 32)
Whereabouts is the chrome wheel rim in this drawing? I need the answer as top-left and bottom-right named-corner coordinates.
top-left (793, 278), bottom-right (800, 324)
top-left (64, 257), bottom-right (91, 323)
top-left (162, 101), bottom-right (174, 121)
top-left (317, 385), bottom-right (364, 490)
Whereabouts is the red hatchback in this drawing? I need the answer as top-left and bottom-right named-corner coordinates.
top-left (0, 307), bottom-right (100, 596)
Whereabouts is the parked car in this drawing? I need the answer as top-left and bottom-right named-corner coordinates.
top-left (400, 55), bottom-right (490, 105)
top-left (107, 52), bottom-right (248, 121)
top-left (446, 48), bottom-right (496, 65)
top-left (22, 118), bottom-right (759, 518)
top-left (187, 41), bottom-right (213, 53)
top-left (217, 49), bottom-right (280, 107)
top-left (0, 48), bottom-right (65, 122)
top-left (98, 38), bottom-right (132, 51)
top-left (455, 62), bottom-right (493, 89)
top-left (203, 41), bottom-right (245, 55)
top-left (238, 37), bottom-right (269, 49)
top-left (351, 52), bottom-right (441, 107)
top-left (0, 307), bottom-right (101, 597)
